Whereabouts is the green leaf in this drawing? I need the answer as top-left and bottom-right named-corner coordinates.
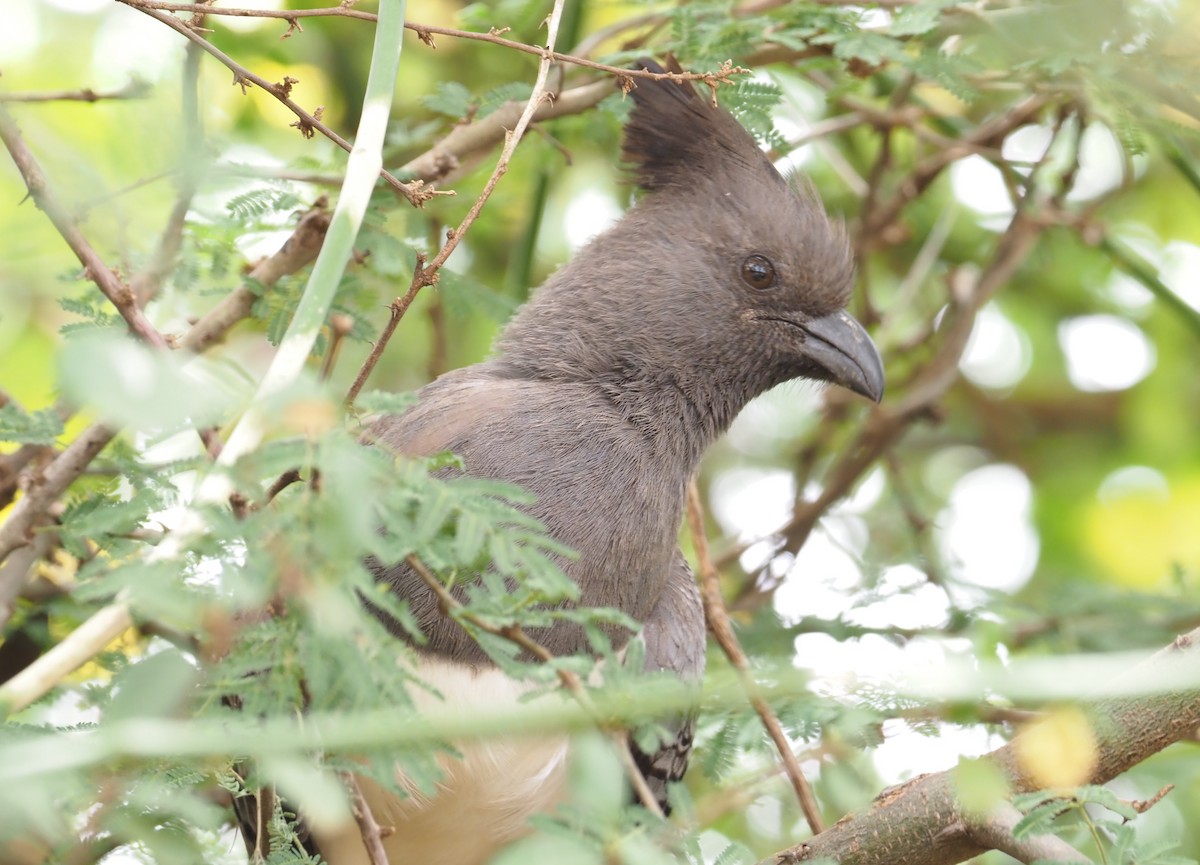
top-left (567, 733), bottom-right (625, 823)
top-left (952, 756), bottom-right (1010, 816)
top-left (890, 2), bottom-right (959, 37)
top-left (422, 81), bottom-right (474, 119)
top-left (355, 390), bottom-right (418, 416)
top-left (59, 331), bottom-right (243, 432)
top-left (0, 403), bottom-right (63, 445)
top-left (479, 82), bottom-right (533, 118)
top-left (814, 30), bottom-right (907, 66)
top-left (1075, 784), bottom-right (1138, 820)
top-left (712, 842), bottom-right (755, 865)
top-left (1012, 798), bottom-right (1068, 839)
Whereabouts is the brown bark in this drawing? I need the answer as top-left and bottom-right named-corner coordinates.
top-left (770, 630), bottom-right (1200, 865)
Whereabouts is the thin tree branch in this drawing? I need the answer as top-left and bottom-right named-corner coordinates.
top-left (340, 771), bottom-right (391, 865)
top-left (112, 1), bottom-right (748, 89)
top-left (686, 481), bottom-right (825, 835)
top-left (0, 80), bottom-right (150, 103)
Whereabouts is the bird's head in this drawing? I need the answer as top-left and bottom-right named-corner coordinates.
top-left (617, 60), bottom-right (884, 405)
top-left (496, 60), bottom-right (883, 444)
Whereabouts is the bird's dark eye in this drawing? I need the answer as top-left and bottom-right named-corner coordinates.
top-left (741, 254), bottom-right (776, 290)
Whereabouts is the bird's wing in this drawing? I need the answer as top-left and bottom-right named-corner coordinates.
top-left (631, 553), bottom-right (706, 812)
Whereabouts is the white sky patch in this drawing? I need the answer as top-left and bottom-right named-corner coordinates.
top-left (710, 468), bottom-right (796, 537)
top-left (775, 529), bottom-right (864, 622)
top-left (92, 6), bottom-right (181, 86)
top-left (726, 384), bottom-right (824, 457)
top-left (235, 228), bottom-right (299, 265)
top-left (1002, 124), bottom-right (1054, 165)
top-left (772, 115), bottom-right (815, 173)
top-left (746, 795), bottom-right (784, 839)
top-left (949, 156), bottom-right (1013, 226)
top-left (857, 7), bottom-right (893, 28)
top-left (1162, 240), bottom-right (1200, 311)
top-left (833, 465), bottom-right (885, 515)
top-left (937, 463), bottom-right (1039, 592)
top-left (872, 721), bottom-right (1004, 783)
top-left (563, 187), bottom-right (622, 252)
top-left (1106, 270), bottom-right (1155, 311)
top-left (1058, 314), bottom-right (1155, 392)
top-left (1066, 124), bottom-right (1128, 203)
top-left (847, 564), bottom-right (951, 630)
top-left (46, 0), bottom-right (108, 10)
top-left (0, 0), bottom-right (40, 63)
top-left (959, 303), bottom-right (1031, 390)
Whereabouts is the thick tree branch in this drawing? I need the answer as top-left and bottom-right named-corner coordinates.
top-left (769, 628), bottom-right (1200, 865)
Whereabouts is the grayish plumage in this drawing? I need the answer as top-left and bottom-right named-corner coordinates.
top-left (243, 59), bottom-right (883, 865)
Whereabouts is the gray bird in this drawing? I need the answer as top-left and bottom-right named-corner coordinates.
top-left (257, 60), bottom-right (883, 865)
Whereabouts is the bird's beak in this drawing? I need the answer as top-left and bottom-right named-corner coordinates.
top-left (799, 310), bottom-right (885, 403)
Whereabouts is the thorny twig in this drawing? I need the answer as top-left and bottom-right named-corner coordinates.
top-left (340, 772), bottom-right (391, 865)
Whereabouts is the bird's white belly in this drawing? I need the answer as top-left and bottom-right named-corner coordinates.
top-left (312, 659), bottom-right (570, 865)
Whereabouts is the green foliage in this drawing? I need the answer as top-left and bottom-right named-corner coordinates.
top-left (1014, 787), bottom-right (1198, 865)
top-left (0, 403), bottom-right (62, 445)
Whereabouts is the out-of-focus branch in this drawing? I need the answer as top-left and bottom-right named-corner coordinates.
top-left (0, 80), bottom-right (149, 103)
top-left (0, 601), bottom-right (134, 716)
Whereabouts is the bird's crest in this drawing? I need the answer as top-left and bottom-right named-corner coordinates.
top-left (621, 58), bottom-right (784, 195)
